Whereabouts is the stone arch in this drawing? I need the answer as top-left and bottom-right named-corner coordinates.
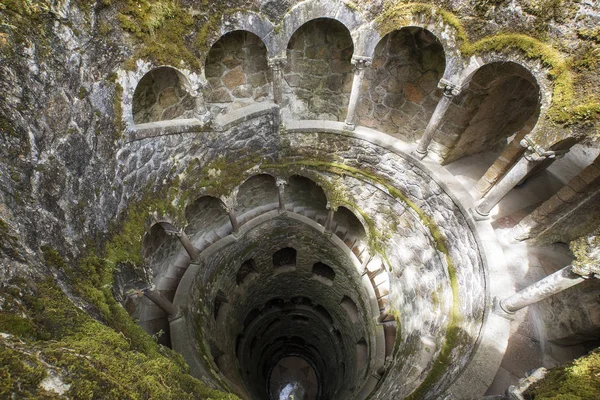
top-left (312, 262), bottom-right (336, 283)
top-left (220, 11), bottom-right (276, 56)
top-left (237, 259), bottom-right (258, 286)
top-left (358, 26), bottom-right (446, 142)
top-left (275, 0), bottom-right (367, 56)
top-left (273, 247), bottom-right (297, 268)
top-left (235, 173), bottom-right (279, 223)
top-left (283, 175), bottom-right (328, 211)
top-left (435, 60), bottom-right (542, 164)
top-left (283, 17), bottom-right (354, 121)
top-left (132, 66), bottom-right (195, 125)
top-left (204, 30), bottom-right (272, 114)
top-left (184, 195), bottom-right (231, 242)
top-left (142, 221), bottom-right (183, 276)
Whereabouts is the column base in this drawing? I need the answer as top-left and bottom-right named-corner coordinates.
top-left (343, 122), bottom-right (356, 131)
top-left (471, 207), bottom-right (490, 221)
top-left (414, 148), bottom-right (428, 160)
top-left (493, 297), bottom-right (515, 319)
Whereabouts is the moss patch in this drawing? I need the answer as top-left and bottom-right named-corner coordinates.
top-left (0, 277), bottom-right (237, 399)
top-left (527, 348), bottom-right (600, 399)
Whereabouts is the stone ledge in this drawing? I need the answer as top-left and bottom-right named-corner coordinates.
top-left (126, 118), bottom-right (209, 142)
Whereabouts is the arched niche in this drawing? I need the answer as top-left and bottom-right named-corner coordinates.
top-left (284, 18), bottom-right (354, 121)
top-left (132, 66), bottom-right (194, 125)
top-left (204, 30), bottom-right (272, 114)
top-left (184, 195), bottom-right (231, 242)
top-left (438, 61), bottom-right (541, 164)
top-left (142, 222), bottom-right (183, 277)
top-left (235, 174), bottom-right (278, 223)
top-left (358, 27), bottom-right (446, 142)
top-left (312, 262), bottom-right (336, 284)
top-left (284, 175), bottom-right (328, 211)
top-left (333, 206), bottom-right (369, 261)
top-left (237, 259), bottom-right (258, 286)
top-left (273, 247), bottom-right (297, 268)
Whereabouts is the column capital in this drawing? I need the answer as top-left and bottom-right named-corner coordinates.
top-left (220, 195), bottom-right (237, 213)
top-left (438, 78), bottom-right (462, 97)
top-left (268, 56), bottom-right (288, 71)
top-left (275, 177), bottom-right (288, 188)
top-left (351, 55), bottom-right (373, 69)
top-left (520, 136), bottom-right (569, 162)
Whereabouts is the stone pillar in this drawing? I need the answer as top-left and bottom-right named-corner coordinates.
top-left (221, 195), bottom-right (239, 235)
top-left (228, 208), bottom-right (239, 235)
top-left (144, 285), bottom-right (180, 318)
top-left (324, 205), bottom-right (335, 232)
top-left (177, 230), bottom-right (199, 261)
top-left (276, 178), bottom-right (287, 213)
top-left (344, 56), bottom-right (373, 131)
top-left (473, 138), bottom-right (556, 220)
top-left (415, 79), bottom-right (461, 159)
top-left (268, 57), bottom-right (287, 105)
top-left (191, 83), bottom-right (211, 123)
top-left (498, 265), bottom-right (593, 314)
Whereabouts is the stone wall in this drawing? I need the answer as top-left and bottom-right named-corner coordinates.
top-left (132, 67), bottom-right (195, 124)
top-left (358, 28), bottom-right (445, 143)
top-left (204, 31), bottom-right (272, 114)
top-left (283, 18), bottom-right (354, 121)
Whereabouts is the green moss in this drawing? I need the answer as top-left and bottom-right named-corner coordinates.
top-left (0, 342), bottom-right (50, 399)
top-left (0, 277), bottom-right (237, 399)
top-left (376, 3), bottom-right (467, 44)
top-left (41, 246), bottom-right (67, 270)
top-left (0, 313), bottom-right (35, 338)
top-left (527, 348), bottom-right (600, 399)
top-left (78, 86), bottom-right (88, 99)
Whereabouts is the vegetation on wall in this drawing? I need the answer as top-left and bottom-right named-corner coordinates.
top-left (526, 348), bottom-right (600, 400)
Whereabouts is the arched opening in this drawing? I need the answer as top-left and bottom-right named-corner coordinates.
top-left (284, 175), bottom-right (328, 213)
top-left (273, 247), bottom-right (297, 268)
top-left (236, 259), bottom-right (258, 285)
top-left (358, 27), bottom-right (446, 141)
top-left (205, 30), bottom-right (271, 115)
top-left (341, 296), bottom-right (359, 323)
top-left (143, 222), bottom-right (182, 275)
top-left (235, 174), bottom-right (278, 224)
top-left (438, 62), bottom-right (541, 165)
top-left (333, 206), bottom-right (369, 261)
top-left (132, 67), bottom-right (194, 124)
top-left (284, 18), bottom-right (354, 121)
top-left (184, 196), bottom-right (231, 250)
top-left (312, 262), bottom-right (336, 284)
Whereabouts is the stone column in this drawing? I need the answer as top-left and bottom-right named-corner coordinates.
top-left (276, 178), bottom-right (287, 213)
top-left (415, 79), bottom-right (461, 159)
top-left (161, 223), bottom-right (198, 261)
top-left (177, 230), bottom-right (199, 261)
top-left (324, 205), bottom-right (336, 232)
top-left (191, 83), bottom-right (211, 123)
top-left (344, 56), bottom-right (373, 131)
top-left (499, 265), bottom-right (594, 314)
top-left (268, 57), bottom-right (287, 105)
top-left (228, 207), bottom-right (239, 235)
top-left (144, 285), bottom-right (180, 318)
top-left (473, 138), bottom-right (554, 220)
